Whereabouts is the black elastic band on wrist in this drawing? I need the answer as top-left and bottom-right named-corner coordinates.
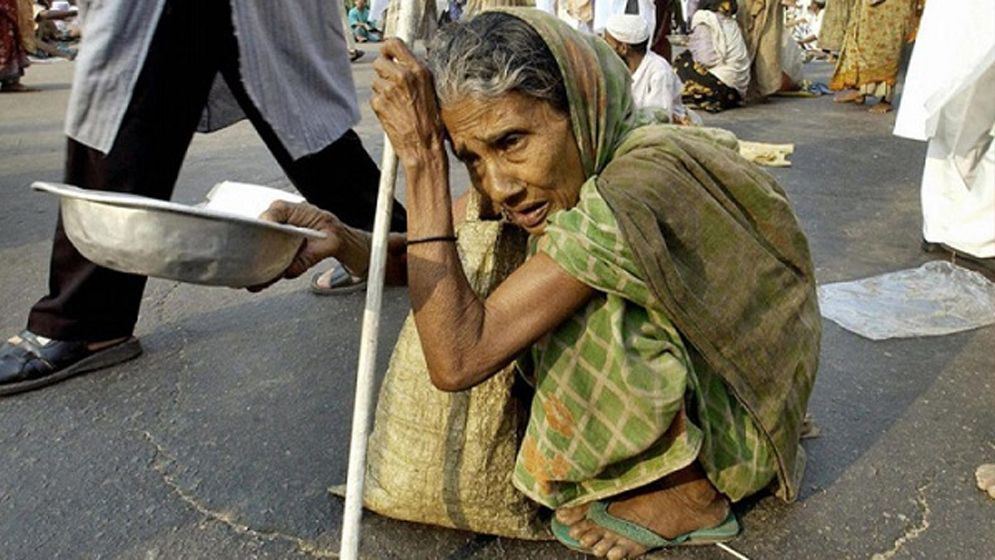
top-left (405, 234), bottom-right (458, 246)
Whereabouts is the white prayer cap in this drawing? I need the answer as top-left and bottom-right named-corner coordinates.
top-left (605, 14), bottom-right (650, 45)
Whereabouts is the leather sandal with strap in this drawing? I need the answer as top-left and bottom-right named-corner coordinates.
top-left (0, 330), bottom-right (142, 397)
top-left (309, 261), bottom-right (366, 296)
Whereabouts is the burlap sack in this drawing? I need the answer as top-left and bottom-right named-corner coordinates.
top-left (360, 192), bottom-right (550, 540)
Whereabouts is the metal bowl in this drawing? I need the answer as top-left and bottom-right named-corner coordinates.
top-left (33, 182), bottom-right (326, 288)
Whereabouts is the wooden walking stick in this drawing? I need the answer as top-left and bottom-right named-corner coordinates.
top-left (339, 1), bottom-right (420, 558)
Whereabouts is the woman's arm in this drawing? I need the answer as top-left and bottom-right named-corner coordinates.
top-left (258, 202), bottom-right (409, 285)
top-left (259, 188), bottom-right (477, 288)
top-left (403, 161), bottom-right (594, 391)
top-left (371, 40), bottom-right (594, 391)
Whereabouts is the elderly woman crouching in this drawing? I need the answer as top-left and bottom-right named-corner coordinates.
top-left (264, 9), bottom-right (820, 559)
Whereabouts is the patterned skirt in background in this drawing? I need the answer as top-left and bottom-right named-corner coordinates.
top-left (675, 51), bottom-right (742, 112)
top-left (829, 0), bottom-right (918, 98)
top-left (0, 0), bottom-right (28, 83)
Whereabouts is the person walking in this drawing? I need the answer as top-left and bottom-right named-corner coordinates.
top-left (894, 0), bottom-right (994, 276)
top-left (0, 0), bottom-right (407, 395)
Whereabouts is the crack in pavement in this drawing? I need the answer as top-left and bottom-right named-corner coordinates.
top-left (870, 479), bottom-right (932, 560)
top-left (149, 282), bottom-right (182, 326)
top-left (167, 322), bottom-right (190, 410)
top-left (145, 281), bottom-right (189, 413)
top-left (140, 430), bottom-right (340, 559)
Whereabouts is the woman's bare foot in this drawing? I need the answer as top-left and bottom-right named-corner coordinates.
top-left (868, 101), bottom-right (893, 114)
top-left (555, 464), bottom-right (730, 559)
top-left (833, 89), bottom-right (864, 104)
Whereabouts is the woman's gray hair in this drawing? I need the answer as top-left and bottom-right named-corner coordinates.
top-left (428, 12), bottom-right (568, 113)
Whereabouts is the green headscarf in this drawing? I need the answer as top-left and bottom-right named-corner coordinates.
top-left (491, 8), bottom-right (635, 177)
top-left (492, 8), bottom-right (821, 502)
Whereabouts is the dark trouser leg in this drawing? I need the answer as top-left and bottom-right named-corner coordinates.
top-left (213, 14), bottom-right (407, 233)
top-left (279, 130), bottom-right (407, 233)
top-left (27, 0), bottom-right (225, 341)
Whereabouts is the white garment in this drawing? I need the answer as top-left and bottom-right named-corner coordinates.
top-left (593, 0), bottom-right (627, 33)
top-left (780, 25), bottom-right (804, 85)
top-left (631, 51), bottom-right (686, 118)
top-left (894, 0), bottom-right (995, 258)
top-left (920, 134), bottom-right (995, 258)
top-left (637, 0), bottom-right (656, 46)
top-left (535, 0), bottom-right (558, 15)
top-left (691, 10), bottom-right (751, 96)
top-left (556, 0), bottom-right (590, 32)
top-left (549, 0), bottom-right (650, 48)
top-left (606, 13), bottom-right (649, 43)
top-left (808, 8), bottom-right (823, 41)
top-left (789, 5), bottom-right (823, 50)
top-left (370, 0), bottom-right (390, 26)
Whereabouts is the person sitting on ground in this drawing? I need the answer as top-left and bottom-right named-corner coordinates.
top-left (673, 0), bottom-right (749, 112)
top-left (790, 0), bottom-right (825, 55)
top-left (348, 0), bottom-right (382, 43)
top-left (603, 13), bottom-right (689, 124)
top-left (31, 0), bottom-right (78, 60)
top-left (264, 9), bottom-right (820, 558)
top-left (35, 0), bottom-right (79, 41)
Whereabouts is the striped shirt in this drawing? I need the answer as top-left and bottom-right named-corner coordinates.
top-left (65, 0), bottom-right (360, 160)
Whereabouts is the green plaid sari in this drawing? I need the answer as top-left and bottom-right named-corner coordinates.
top-left (513, 181), bottom-right (777, 508)
top-left (490, 9), bottom-right (819, 507)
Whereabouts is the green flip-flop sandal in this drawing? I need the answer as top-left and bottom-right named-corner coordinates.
top-left (551, 501), bottom-right (740, 555)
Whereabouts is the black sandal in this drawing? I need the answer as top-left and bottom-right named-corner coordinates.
top-left (0, 331), bottom-right (142, 396)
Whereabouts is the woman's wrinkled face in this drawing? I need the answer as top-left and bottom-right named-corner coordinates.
top-left (441, 92), bottom-right (586, 235)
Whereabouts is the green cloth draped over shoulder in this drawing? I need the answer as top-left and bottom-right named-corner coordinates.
top-left (517, 180), bottom-right (780, 507)
top-left (492, 8), bottom-right (820, 502)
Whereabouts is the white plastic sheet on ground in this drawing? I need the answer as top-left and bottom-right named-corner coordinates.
top-left (817, 261), bottom-right (995, 340)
